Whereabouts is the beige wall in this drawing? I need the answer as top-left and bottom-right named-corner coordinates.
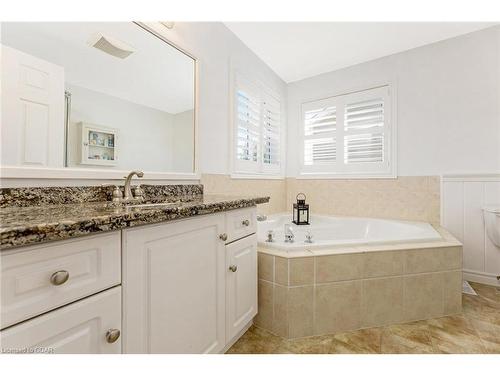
top-left (287, 176), bottom-right (440, 224)
top-left (201, 174), bottom-right (286, 215)
top-left (201, 174), bottom-right (440, 224)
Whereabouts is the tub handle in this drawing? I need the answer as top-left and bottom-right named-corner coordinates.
top-left (305, 231), bottom-right (314, 244)
top-left (266, 230), bottom-right (275, 242)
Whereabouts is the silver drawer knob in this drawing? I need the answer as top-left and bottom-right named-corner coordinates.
top-left (219, 233), bottom-right (228, 241)
top-left (242, 219), bottom-right (250, 226)
top-left (50, 270), bottom-right (69, 286)
top-left (229, 265), bottom-right (238, 272)
top-left (105, 329), bottom-right (121, 343)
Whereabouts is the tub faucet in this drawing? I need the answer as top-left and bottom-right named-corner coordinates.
top-left (284, 224), bottom-right (295, 243)
top-left (266, 230), bottom-right (275, 242)
top-left (305, 231), bottom-right (314, 244)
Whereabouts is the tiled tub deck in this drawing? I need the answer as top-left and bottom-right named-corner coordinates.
top-left (255, 235), bottom-right (463, 339)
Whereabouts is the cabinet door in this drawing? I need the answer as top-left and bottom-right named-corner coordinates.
top-left (226, 234), bottom-right (258, 341)
top-left (0, 287), bottom-right (121, 354)
top-left (123, 214), bottom-right (226, 354)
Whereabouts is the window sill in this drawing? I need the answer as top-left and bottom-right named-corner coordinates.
top-left (297, 172), bottom-right (397, 180)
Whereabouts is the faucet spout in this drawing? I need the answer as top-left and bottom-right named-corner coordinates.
top-left (284, 224), bottom-right (295, 243)
top-left (123, 170), bottom-right (144, 201)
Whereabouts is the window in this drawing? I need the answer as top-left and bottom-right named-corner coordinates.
top-left (300, 85), bottom-right (394, 178)
top-left (233, 75), bottom-right (281, 176)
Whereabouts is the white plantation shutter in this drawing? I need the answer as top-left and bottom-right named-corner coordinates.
top-left (236, 88), bottom-right (260, 163)
top-left (303, 103), bottom-right (337, 166)
top-left (262, 93), bottom-right (280, 171)
top-left (233, 74), bottom-right (282, 175)
top-left (344, 97), bottom-right (385, 164)
top-left (301, 85), bottom-right (393, 177)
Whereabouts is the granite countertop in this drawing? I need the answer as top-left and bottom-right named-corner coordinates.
top-left (0, 194), bottom-right (269, 250)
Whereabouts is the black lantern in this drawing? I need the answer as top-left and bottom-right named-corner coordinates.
top-left (293, 193), bottom-right (310, 225)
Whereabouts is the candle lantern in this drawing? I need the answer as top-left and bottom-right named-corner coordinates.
top-left (292, 193), bottom-right (310, 225)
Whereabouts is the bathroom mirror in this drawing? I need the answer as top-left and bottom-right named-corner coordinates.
top-left (1, 22), bottom-right (196, 175)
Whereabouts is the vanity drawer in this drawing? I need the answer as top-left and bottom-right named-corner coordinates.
top-left (225, 207), bottom-right (257, 243)
top-left (0, 286), bottom-right (122, 354)
top-left (1, 231), bottom-right (121, 330)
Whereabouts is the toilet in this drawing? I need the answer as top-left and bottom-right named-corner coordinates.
top-left (483, 205), bottom-right (500, 247)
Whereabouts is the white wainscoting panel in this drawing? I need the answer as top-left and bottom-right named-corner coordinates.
top-left (442, 175), bottom-right (500, 286)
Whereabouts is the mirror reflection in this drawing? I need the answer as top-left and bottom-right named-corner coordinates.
top-left (1, 22), bottom-right (195, 173)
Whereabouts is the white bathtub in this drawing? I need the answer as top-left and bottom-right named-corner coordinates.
top-left (258, 213), bottom-right (442, 251)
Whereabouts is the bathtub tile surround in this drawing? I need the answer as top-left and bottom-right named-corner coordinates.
top-left (228, 282), bottom-right (500, 354)
top-left (289, 258), bottom-right (315, 286)
top-left (363, 251), bottom-right (405, 278)
top-left (315, 281), bottom-right (362, 336)
top-left (288, 285), bottom-right (314, 338)
top-left (255, 280), bottom-right (273, 331)
top-left (255, 242), bottom-right (463, 338)
top-left (362, 277), bottom-right (404, 327)
top-left (286, 176), bottom-right (441, 224)
top-left (316, 253), bottom-right (364, 283)
top-left (257, 253), bottom-right (274, 281)
top-left (201, 174), bottom-right (441, 223)
top-left (201, 174), bottom-right (286, 215)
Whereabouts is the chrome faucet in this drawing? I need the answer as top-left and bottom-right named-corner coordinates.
top-left (284, 224), bottom-right (295, 243)
top-left (305, 231), bottom-right (314, 244)
top-left (123, 170), bottom-right (144, 201)
top-left (266, 230), bottom-right (275, 242)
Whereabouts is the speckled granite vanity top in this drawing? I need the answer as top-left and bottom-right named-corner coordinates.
top-left (0, 185), bottom-right (269, 249)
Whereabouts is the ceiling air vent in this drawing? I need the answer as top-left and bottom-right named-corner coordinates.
top-left (88, 33), bottom-right (136, 59)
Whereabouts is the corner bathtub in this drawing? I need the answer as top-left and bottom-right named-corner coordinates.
top-left (254, 213), bottom-right (463, 339)
top-left (257, 213), bottom-right (442, 251)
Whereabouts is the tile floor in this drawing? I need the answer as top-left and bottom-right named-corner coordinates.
top-left (227, 282), bottom-right (500, 354)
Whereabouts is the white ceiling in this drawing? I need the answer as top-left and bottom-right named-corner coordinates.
top-left (1, 22), bottom-right (195, 114)
top-left (224, 22), bottom-right (497, 83)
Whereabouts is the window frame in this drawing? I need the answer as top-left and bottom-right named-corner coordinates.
top-left (299, 84), bottom-right (397, 179)
top-left (230, 72), bottom-right (284, 179)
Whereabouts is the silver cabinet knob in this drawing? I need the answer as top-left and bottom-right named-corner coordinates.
top-left (219, 233), bottom-right (228, 241)
top-left (50, 270), bottom-right (69, 286)
top-left (242, 219), bottom-right (250, 226)
top-left (229, 265), bottom-right (237, 272)
top-left (105, 329), bottom-right (121, 343)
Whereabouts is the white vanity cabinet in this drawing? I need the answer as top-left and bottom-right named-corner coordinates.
top-left (122, 214), bottom-right (226, 354)
top-left (225, 234), bottom-right (257, 341)
top-left (122, 207), bottom-right (258, 354)
top-left (0, 207), bottom-right (259, 354)
top-left (0, 232), bottom-right (122, 354)
top-left (0, 232), bottom-right (121, 330)
top-left (0, 287), bottom-right (122, 354)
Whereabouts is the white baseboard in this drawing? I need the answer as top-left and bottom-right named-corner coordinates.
top-left (221, 320), bottom-right (254, 353)
top-left (463, 270), bottom-right (500, 287)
